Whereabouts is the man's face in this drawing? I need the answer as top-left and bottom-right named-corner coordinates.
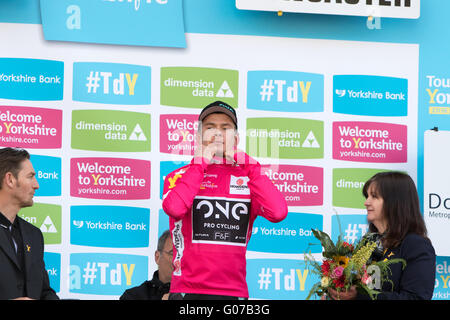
top-left (200, 113), bottom-right (238, 157)
top-left (11, 159), bottom-right (39, 208)
top-left (155, 236), bottom-right (173, 284)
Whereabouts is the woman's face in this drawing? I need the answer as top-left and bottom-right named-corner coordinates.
top-left (364, 183), bottom-right (386, 232)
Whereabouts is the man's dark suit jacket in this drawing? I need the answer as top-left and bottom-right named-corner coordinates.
top-left (0, 216), bottom-right (59, 300)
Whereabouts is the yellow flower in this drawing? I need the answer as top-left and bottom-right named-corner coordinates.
top-left (321, 276), bottom-right (330, 287)
top-left (333, 255), bottom-right (350, 268)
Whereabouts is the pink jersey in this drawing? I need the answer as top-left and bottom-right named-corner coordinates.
top-left (162, 152), bottom-right (288, 298)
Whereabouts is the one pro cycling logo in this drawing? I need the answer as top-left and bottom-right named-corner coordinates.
top-left (192, 196), bottom-right (251, 246)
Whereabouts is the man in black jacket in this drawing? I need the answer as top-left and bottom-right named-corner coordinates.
top-left (120, 230), bottom-right (173, 300)
top-left (0, 147), bottom-right (58, 300)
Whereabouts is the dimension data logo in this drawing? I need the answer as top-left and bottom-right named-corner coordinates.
top-left (247, 259), bottom-right (319, 300)
top-left (0, 106), bottom-right (62, 149)
top-left (19, 203), bottom-right (62, 245)
top-left (0, 58), bottom-right (63, 101)
top-left (333, 75), bottom-right (408, 116)
top-left (249, 212), bottom-right (322, 254)
top-left (333, 121), bottom-right (407, 163)
top-left (160, 67), bottom-right (238, 109)
top-left (73, 62), bottom-right (151, 105)
top-left (332, 168), bottom-right (391, 209)
top-left (261, 164), bottom-right (323, 206)
top-left (246, 117), bottom-right (323, 159)
top-left (70, 157), bottom-right (150, 200)
top-left (71, 109), bottom-right (150, 152)
top-left (69, 253), bottom-right (148, 295)
top-left (30, 154), bottom-right (61, 197)
top-left (160, 114), bottom-right (198, 155)
top-left (71, 205), bottom-right (149, 248)
top-left (247, 70), bottom-right (323, 112)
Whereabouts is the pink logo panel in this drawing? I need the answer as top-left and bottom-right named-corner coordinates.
top-left (160, 114), bottom-right (199, 156)
top-left (71, 157), bottom-right (150, 200)
top-left (261, 164), bottom-right (323, 206)
top-left (0, 105), bottom-right (62, 149)
top-left (333, 121), bottom-right (407, 163)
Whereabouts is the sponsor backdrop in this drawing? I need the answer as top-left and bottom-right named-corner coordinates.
top-left (0, 0), bottom-right (448, 300)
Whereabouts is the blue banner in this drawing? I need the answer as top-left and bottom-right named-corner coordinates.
top-left (333, 75), bottom-right (408, 116)
top-left (40, 0), bottom-right (186, 48)
top-left (73, 62), bottom-right (151, 105)
top-left (70, 205), bottom-right (150, 248)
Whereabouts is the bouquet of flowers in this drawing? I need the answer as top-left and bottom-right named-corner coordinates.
top-left (304, 229), bottom-right (406, 300)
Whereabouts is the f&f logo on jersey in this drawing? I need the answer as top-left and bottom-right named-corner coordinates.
top-left (229, 175), bottom-right (250, 195)
top-left (192, 196), bottom-right (251, 246)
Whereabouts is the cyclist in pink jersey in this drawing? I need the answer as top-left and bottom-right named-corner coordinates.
top-left (162, 101), bottom-right (288, 300)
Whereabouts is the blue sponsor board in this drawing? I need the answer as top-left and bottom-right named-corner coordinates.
top-left (44, 252), bottom-right (61, 293)
top-left (331, 214), bottom-right (369, 245)
top-left (70, 205), bottom-right (150, 248)
top-left (247, 70), bottom-right (324, 112)
top-left (333, 75), bottom-right (408, 116)
top-left (159, 160), bottom-right (189, 199)
top-left (158, 209), bottom-right (170, 238)
top-left (433, 256), bottom-right (450, 300)
top-left (69, 253), bottom-right (148, 295)
top-left (0, 58), bottom-right (63, 101)
top-left (30, 154), bottom-right (61, 197)
top-left (249, 212), bottom-right (323, 254)
top-left (40, 0), bottom-right (186, 48)
top-left (73, 62), bottom-right (151, 105)
top-left (247, 259), bottom-right (320, 300)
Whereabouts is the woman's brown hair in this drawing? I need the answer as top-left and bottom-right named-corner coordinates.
top-left (362, 171), bottom-right (429, 249)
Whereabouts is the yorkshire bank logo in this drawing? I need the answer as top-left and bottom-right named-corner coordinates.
top-left (0, 58), bottom-right (63, 101)
top-left (70, 157), bottom-right (150, 200)
top-left (73, 62), bottom-right (151, 105)
top-left (44, 252), bottom-right (61, 293)
top-left (246, 117), bottom-right (324, 159)
top-left (69, 253), bottom-right (148, 295)
top-left (333, 75), bottom-right (408, 116)
top-left (30, 154), bottom-right (61, 197)
top-left (333, 121), bottom-right (407, 163)
top-left (249, 212), bottom-right (322, 254)
top-left (247, 70), bottom-right (324, 112)
top-left (0, 106), bottom-right (62, 149)
top-left (332, 168), bottom-right (391, 209)
top-left (160, 114), bottom-right (198, 155)
top-left (246, 259), bottom-right (319, 300)
top-left (19, 203), bottom-right (62, 245)
top-left (261, 164), bottom-right (323, 206)
top-left (160, 67), bottom-right (238, 108)
top-left (71, 110), bottom-right (150, 152)
top-left (70, 205), bottom-right (150, 248)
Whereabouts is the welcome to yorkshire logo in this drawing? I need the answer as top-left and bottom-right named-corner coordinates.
top-left (160, 66), bottom-right (238, 109)
top-left (71, 109), bottom-right (150, 152)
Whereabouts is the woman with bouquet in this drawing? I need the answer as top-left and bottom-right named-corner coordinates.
top-left (328, 171), bottom-right (436, 300)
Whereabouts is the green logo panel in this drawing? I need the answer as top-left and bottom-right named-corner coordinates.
top-left (19, 203), bottom-right (62, 245)
top-left (71, 110), bottom-right (151, 152)
top-left (160, 67), bottom-right (238, 108)
top-left (246, 117), bottom-right (324, 159)
top-left (332, 168), bottom-right (391, 209)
